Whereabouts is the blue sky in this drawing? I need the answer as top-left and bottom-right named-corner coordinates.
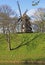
top-left (0, 0), bottom-right (45, 13)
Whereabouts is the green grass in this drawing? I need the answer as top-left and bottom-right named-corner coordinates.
top-left (0, 33), bottom-right (45, 61)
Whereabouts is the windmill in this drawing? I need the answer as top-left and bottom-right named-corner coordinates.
top-left (17, 1), bottom-right (33, 33)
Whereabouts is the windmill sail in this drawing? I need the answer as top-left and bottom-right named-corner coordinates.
top-left (17, 1), bottom-right (22, 16)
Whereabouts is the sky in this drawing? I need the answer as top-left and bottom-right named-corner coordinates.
top-left (0, 0), bottom-right (45, 15)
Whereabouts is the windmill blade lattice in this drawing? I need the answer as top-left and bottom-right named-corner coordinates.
top-left (17, 1), bottom-right (22, 16)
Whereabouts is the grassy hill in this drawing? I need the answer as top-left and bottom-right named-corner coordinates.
top-left (0, 33), bottom-right (45, 61)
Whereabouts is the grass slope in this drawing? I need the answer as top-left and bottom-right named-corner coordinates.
top-left (0, 33), bottom-right (45, 61)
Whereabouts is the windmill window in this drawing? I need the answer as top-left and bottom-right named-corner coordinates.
top-left (22, 29), bottom-right (25, 32)
top-left (23, 25), bottom-right (25, 28)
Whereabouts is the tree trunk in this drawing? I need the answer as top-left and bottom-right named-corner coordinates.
top-left (3, 25), bottom-right (5, 34)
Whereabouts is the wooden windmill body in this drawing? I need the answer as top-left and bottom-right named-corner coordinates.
top-left (17, 1), bottom-right (33, 33)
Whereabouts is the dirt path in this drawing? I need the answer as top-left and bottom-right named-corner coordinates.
top-left (0, 61), bottom-right (45, 64)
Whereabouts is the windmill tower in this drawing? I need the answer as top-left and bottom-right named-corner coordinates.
top-left (17, 1), bottom-right (33, 33)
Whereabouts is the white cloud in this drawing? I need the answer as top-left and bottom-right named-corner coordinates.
top-left (16, 10), bottom-right (20, 16)
top-left (27, 9), bottom-right (37, 17)
top-left (16, 10), bottom-right (19, 14)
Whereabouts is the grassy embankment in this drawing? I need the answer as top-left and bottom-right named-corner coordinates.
top-left (0, 33), bottom-right (45, 61)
